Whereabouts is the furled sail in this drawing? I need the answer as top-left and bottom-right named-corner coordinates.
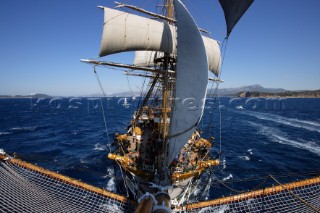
top-left (168, 0), bottom-right (208, 164)
top-left (219, 0), bottom-right (254, 36)
top-left (99, 7), bottom-right (221, 76)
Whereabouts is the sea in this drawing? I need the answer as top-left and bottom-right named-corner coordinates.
top-left (0, 97), bottom-right (320, 201)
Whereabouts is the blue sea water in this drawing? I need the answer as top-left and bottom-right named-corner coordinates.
top-left (0, 97), bottom-right (319, 200)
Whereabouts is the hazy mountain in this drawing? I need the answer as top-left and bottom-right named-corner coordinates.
top-left (4, 85), bottom-right (315, 98)
top-left (210, 84), bottom-right (288, 96)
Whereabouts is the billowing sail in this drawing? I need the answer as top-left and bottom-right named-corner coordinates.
top-left (99, 7), bottom-right (221, 76)
top-left (168, 0), bottom-right (208, 164)
top-left (219, 0), bottom-right (254, 36)
top-left (99, 7), bottom-right (176, 57)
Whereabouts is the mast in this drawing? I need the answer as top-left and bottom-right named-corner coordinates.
top-left (161, 0), bottom-right (173, 139)
top-left (160, 0), bottom-right (173, 175)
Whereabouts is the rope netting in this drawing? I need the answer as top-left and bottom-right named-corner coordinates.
top-left (178, 176), bottom-right (320, 212)
top-left (1, 153), bottom-right (320, 213)
top-left (0, 155), bottom-right (135, 213)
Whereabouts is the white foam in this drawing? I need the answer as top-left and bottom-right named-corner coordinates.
top-left (10, 126), bottom-right (38, 132)
top-left (93, 143), bottom-right (107, 151)
top-left (106, 177), bottom-right (117, 193)
top-left (0, 131), bottom-right (12, 136)
top-left (238, 111), bottom-right (320, 133)
top-left (201, 177), bottom-right (212, 200)
top-left (248, 122), bottom-right (320, 157)
top-left (101, 168), bottom-right (113, 178)
top-left (80, 157), bottom-right (88, 164)
top-left (222, 174), bottom-right (233, 181)
top-left (239, 155), bottom-right (250, 161)
top-left (247, 149), bottom-right (253, 155)
top-left (107, 167), bottom-right (114, 176)
top-left (220, 157), bottom-right (226, 171)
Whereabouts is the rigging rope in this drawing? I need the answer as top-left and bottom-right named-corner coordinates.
top-left (212, 172), bottom-right (268, 194)
top-left (93, 66), bottom-right (110, 143)
top-left (116, 160), bottom-right (130, 198)
top-left (206, 38), bottom-right (229, 160)
top-left (126, 73), bottom-right (135, 98)
top-left (137, 72), bottom-right (148, 109)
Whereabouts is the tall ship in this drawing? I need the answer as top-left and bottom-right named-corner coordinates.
top-left (82, 0), bottom-right (251, 209)
top-left (1, 0), bottom-right (320, 212)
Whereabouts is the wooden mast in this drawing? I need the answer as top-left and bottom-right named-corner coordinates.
top-left (159, 0), bottom-right (173, 176)
top-left (161, 0), bottom-right (173, 140)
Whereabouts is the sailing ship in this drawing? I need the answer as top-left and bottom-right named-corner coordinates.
top-left (1, 0), bottom-right (320, 212)
top-left (81, 0), bottom-right (254, 210)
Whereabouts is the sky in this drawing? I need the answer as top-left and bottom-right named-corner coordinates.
top-left (0, 0), bottom-right (319, 96)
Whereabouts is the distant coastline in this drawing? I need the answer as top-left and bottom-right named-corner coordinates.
top-left (2, 85), bottom-right (319, 99)
top-left (236, 90), bottom-right (320, 98)
top-left (0, 94), bottom-right (52, 99)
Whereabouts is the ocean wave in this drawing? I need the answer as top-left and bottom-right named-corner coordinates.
top-left (222, 174), bottom-right (233, 181)
top-left (101, 168), bottom-right (115, 181)
top-left (239, 155), bottom-right (250, 161)
top-left (201, 177), bottom-right (212, 200)
top-left (0, 131), bottom-right (12, 136)
top-left (247, 149), bottom-right (253, 155)
top-left (106, 177), bottom-right (117, 193)
top-left (237, 111), bottom-right (320, 133)
top-left (248, 122), bottom-right (320, 156)
top-left (80, 157), bottom-right (88, 164)
top-left (221, 157), bottom-right (226, 171)
top-left (10, 126), bottom-right (39, 132)
top-left (93, 143), bottom-right (107, 151)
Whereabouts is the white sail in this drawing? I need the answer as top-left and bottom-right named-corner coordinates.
top-left (133, 51), bottom-right (164, 67)
top-left (99, 7), bottom-right (176, 57)
top-left (168, 0), bottom-right (208, 164)
top-left (203, 37), bottom-right (221, 76)
top-left (100, 7), bottom-right (221, 76)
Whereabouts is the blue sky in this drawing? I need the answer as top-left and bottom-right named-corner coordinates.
top-left (0, 0), bottom-right (319, 96)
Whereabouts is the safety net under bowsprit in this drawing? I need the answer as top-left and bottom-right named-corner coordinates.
top-left (1, 153), bottom-right (320, 212)
top-left (0, 154), bottom-right (136, 212)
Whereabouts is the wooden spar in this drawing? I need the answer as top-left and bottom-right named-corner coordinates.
top-left (123, 72), bottom-right (156, 79)
top-left (209, 77), bottom-right (224, 83)
top-left (125, 71), bottom-right (222, 82)
top-left (172, 160), bottom-right (220, 182)
top-left (113, 2), bottom-right (210, 34)
top-left (0, 154), bottom-right (135, 205)
top-left (114, 1), bottom-right (175, 23)
top-left (80, 59), bottom-right (174, 74)
top-left (180, 176), bottom-right (320, 210)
